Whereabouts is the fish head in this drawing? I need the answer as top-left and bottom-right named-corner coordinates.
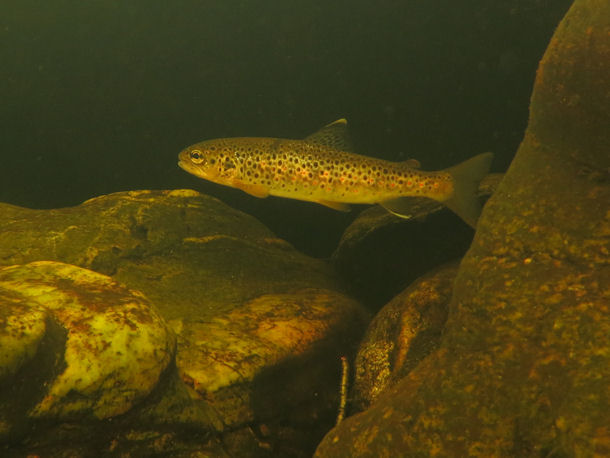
top-left (178, 139), bottom-right (240, 185)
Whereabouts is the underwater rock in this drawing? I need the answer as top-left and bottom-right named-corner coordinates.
top-left (0, 189), bottom-right (339, 320)
top-left (0, 261), bottom-right (174, 439)
top-left (173, 290), bottom-right (366, 428)
top-left (351, 263), bottom-right (458, 412)
top-left (332, 174), bottom-right (503, 309)
top-left (316, 1), bottom-right (610, 456)
top-left (0, 189), bottom-right (369, 456)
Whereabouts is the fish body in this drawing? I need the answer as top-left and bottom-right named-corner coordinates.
top-left (178, 119), bottom-right (493, 227)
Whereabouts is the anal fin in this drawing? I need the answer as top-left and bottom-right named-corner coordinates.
top-left (316, 200), bottom-right (351, 212)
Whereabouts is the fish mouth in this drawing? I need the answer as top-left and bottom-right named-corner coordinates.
top-left (177, 148), bottom-right (195, 169)
top-left (178, 158), bottom-right (211, 181)
top-left (177, 159), bottom-right (200, 176)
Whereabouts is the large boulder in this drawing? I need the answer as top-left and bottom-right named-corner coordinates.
top-left (316, 0), bottom-right (610, 456)
top-left (0, 190), bottom-right (339, 320)
top-left (0, 190), bottom-right (369, 456)
top-left (351, 263), bottom-right (458, 412)
top-left (0, 261), bottom-right (175, 438)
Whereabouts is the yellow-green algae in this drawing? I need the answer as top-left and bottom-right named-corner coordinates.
top-left (0, 261), bottom-right (175, 420)
top-left (0, 292), bottom-right (47, 380)
top-left (316, 1), bottom-right (610, 456)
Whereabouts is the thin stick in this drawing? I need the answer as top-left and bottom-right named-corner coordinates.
top-left (336, 355), bottom-right (349, 425)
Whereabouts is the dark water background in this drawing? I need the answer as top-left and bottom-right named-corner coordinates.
top-left (0, 0), bottom-right (571, 258)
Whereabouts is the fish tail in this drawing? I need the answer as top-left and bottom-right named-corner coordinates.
top-left (443, 152), bottom-right (494, 228)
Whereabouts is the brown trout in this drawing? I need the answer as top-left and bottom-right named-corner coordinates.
top-left (178, 119), bottom-right (493, 227)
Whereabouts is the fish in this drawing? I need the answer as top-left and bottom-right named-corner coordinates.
top-left (178, 119), bottom-right (493, 227)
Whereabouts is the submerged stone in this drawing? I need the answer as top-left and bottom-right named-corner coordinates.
top-left (351, 263), bottom-right (457, 412)
top-left (174, 289), bottom-right (366, 429)
top-left (0, 189), bottom-right (368, 456)
top-left (0, 261), bottom-right (174, 439)
top-left (0, 189), bottom-right (339, 320)
top-left (316, 1), bottom-right (610, 456)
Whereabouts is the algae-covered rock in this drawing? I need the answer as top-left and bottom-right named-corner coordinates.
top-left (0, 189), bottom-right (338, 320)
top-left (0, 261), bottom-right (174, 438)
top-left (0, 294), bottom-right (47, 381)
top-left (0, 190), bottom-right (369, 456)
top-left (174, 290), bottom-right (365, 429)
top-left (316, 1), bottom-right (610, 456)
top-left (351, 263), bottom-right (457, 412)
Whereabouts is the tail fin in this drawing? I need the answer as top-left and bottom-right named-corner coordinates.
top-left (443, 152), bottom-right (493, 228)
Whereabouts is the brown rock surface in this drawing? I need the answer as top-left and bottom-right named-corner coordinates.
top-left (316, 1), bottom-right (610, 456)
top-left (0, 189), bottom-right (338, 320)
top-left (351, 263), bottom-right (457, 412)
top-left (0, 190), bottom-right (369, 456)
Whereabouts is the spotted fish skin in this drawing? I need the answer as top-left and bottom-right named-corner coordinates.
top-left (178, 119), bottom-right (493, 227)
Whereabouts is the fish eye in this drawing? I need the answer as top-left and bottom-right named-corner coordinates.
top-left (189, 149), bottom-right (205, 164)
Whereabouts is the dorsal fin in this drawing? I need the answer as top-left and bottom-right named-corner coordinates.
top-left (402, 159), bottom-right (421, 169)
top-left (303, 118), bottom-right (354, 152)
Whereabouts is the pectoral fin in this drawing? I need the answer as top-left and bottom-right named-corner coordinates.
top-left (233, 180), bottom-right (270, 198)
top-left (316, 200), bottom-right (351, 212)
